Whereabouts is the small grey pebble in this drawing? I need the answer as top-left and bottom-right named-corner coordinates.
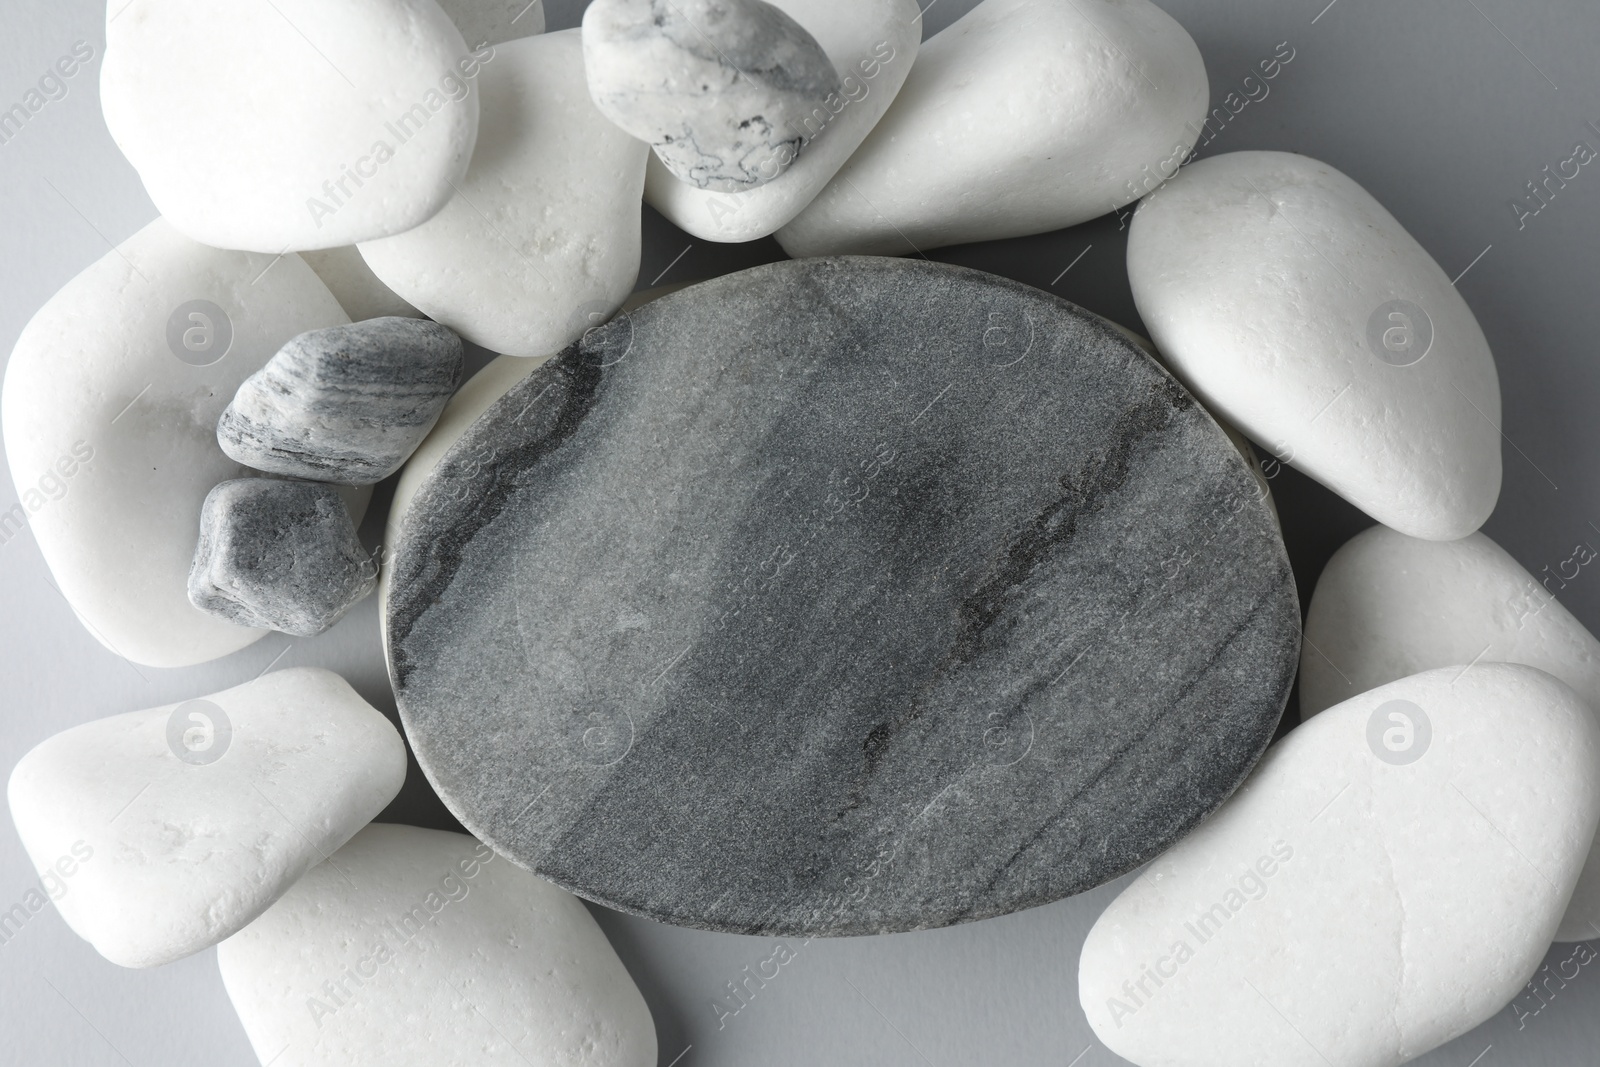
top-left (189, 479), bottom-right (376, 636)
top-left (583, 0), bottom-right (841, 192)
top-left (217, 317), bottom-right (464, 485)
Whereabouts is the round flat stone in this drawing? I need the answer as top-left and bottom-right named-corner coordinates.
top-left (386, 257), bottom-right (1300, 935)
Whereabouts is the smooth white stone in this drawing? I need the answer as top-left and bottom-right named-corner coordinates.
top-left (436, 0), bottom-right (546, 47)
top-left (218, 823), bottom-right (657, 1067)
top-left (359, 31), bottom-right (648, 357)
top-left (1126, 150), bottom-right (1503, 541)
top-left (101, 0), bottom-right (481, 251)
top-left (1301, 525), bottom-right (1600, 941)
top-left (775, 0), bottom-right (1207, 256)
top-left (299, 247), bottom-right (423, 321)
top-left (1, 218), bottom-right (367, 669)
top-left (642, 0), bottom-right (921, 242)
top-left (1079, 663), bottom-right (1600, 1067)
top-left (6, 669), bottom-right (405, 969)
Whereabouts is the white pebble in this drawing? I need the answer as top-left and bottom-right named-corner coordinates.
top-left (102, 0), bottom-right (482, 251)
top-left (1302, 525), bottom-right (1600, 940)
top-left (219, 823), bottom-right (657, 1067)
top-left (359, 31), bottom-right (648, 357)
top-left (776, 0), bottom-right (1207, 256)
top-left (1127, 150), bottom-right (1502, 540)
top-left (6, 669), bottom-right (405, 969)
top-left (1079, 663), bottom-right (1600, 1067)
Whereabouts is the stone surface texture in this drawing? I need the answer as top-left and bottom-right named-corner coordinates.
top-left (102, 0), bottom-right (481, 251)
top-left (0, 218), bottom-right (367, 668)
top-left (299, 247), bottom-right (424, 321)
top-left (642, 0), bottom-right (921, 242)
top-left (777, 0), bottom-right (1208, 256)
top-left (219, 823), bottom-right (658, 1067)
top-left (359, 31), bottom-right (648, 357)
top-left (7, 669), bottom-right (405, 969)
top-left (376, 286), bottom-right (691, 642)
top-left (1127, 150), bottom-right (1503, 541)
top-left (386, 257), bottom-right (1300, 935)
top-left (1301, 524), bottom-right (1600, 941)
top-left (379, 356), bottom-right (544, 647)
top-left (189, 479), bottom-right (376, 637)
top-left (1079, 664), bottom-right (1600, 1067)
top-left (584, 0), bottom-right (841, 193)
top-left (218, 317), bottom-right (464, 485)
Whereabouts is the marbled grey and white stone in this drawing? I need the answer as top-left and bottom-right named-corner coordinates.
top-left (218, 318), bottom-right (463, 485)
top-left (385, 257), bottom-right (1301, 936)
top-left (641, 0), bottom-right (923, 243)
top-left (190, 479), bottom-right (375, 636)
top-left (583, 0), bottom-right (841, 192)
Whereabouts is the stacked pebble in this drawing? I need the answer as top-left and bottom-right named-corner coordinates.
top-left (188, 316), bottom-right (464, 638)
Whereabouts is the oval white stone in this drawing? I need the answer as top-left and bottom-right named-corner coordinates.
top-left (1301, 525), bottom-right (1600, 941)
top-left (1079, 663), bottom-right (1600, 1067)
top-left (641, 0), bottom-right (922, 242)
top-left (1, 218), bottom-right (363, 668)
top-left (1126, 150), bottom-right (1503, 540)
top-left (218, 823), bottom-right (658, 1067)
top-left (6, 668), bottom-right (405, 969)
top-left (775, 0), bottom-right (1207, 256)
top-left (101, 0), bottom-right (481, 251)
top-left (359, 30), bottom-right (649, 357)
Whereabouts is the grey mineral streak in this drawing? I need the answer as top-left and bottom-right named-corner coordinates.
top-left (582, 0), bottom-right (840, 192)
top-left (190, 479), bottom-right (376, 636)
top-left (217, 317), bottom-right (463, 485)
top-left (386, 257), bottom-right (1301, 936)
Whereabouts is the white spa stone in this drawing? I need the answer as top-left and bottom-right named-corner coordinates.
top-left (359, 30), bottom-right (648, 357)
top-left (1, 218), bottom-right (368, 669)
top-left (300, 247), bottom-right (423, 321)
top-left (1079, 664), bottom-right (1600, 1067)
top-left (436, 0), bottom-right (546, 47)
top-left (101, 0), bottom-right (482, 251)
top-left (775, 0), bottom-right (1207, 256)
top-left (6, 669), bottom-right (405, 969)
top-left (1126, 150), bottom-right (1503, 541)
top-left (642, 0), bottom-right (921, 242)
top-left (218, 823), bottom-right (658, 1067)
top-left (1301, 525), bottom-right (1600, 941)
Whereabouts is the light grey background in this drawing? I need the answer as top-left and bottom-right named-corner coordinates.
top-left (2, 0), bottom-right (1597, 1063)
